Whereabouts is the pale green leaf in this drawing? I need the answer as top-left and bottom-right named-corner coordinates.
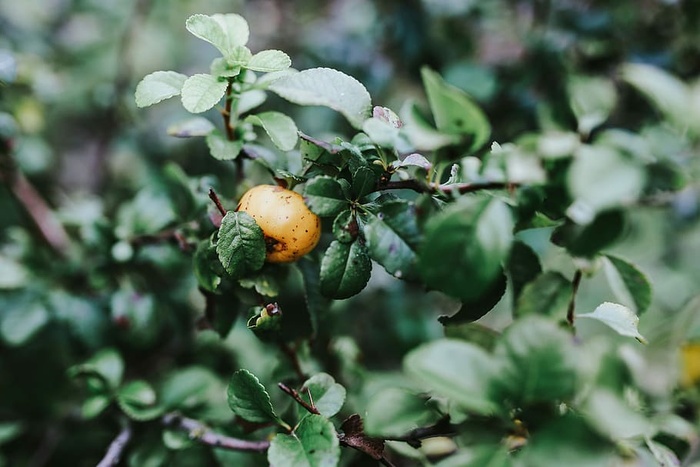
top-left (577, 302), bottom-right (647, 343)
top-left (246, 49), bottom-right (291, 72)
top-left (181, 74), bottom-right (228, 114)
top-left (245, 111), bottom-right (298, 151)
top-left (185, 14), bottom-right (250, 60)
top-left (135, 71), bottom-right (187, 108)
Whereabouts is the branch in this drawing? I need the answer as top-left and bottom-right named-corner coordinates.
top-left (96, 424), bottom-right (132, 467)
top-left (566, 269), bottom-right (583, 327)
top-left (375, 179), bottom-right (517, 196)
top-left (383, 416), bottom-right (458, 449)
top-left (222, 80), bottom-right (236, 142)
top-left (278, 382), bottom-right (318, 415)
top-left (208, 188), bottom-right (228, 217)
top-left (162, 413), bottom-right (270, 453)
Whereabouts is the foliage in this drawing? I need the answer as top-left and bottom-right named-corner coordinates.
top-left (1, 1), bottom-right (700, 466)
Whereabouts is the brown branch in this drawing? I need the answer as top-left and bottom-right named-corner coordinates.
top-left (278, 382), bottom-right (319, 415)
top-left (208, 188), bottom-right (228, 217)
top-left (566, 269), bottom-right (583, 327)
top-left (96, 424), bottom-right (132, 467)
top-left (0, 162), bottom-right (71, 255)
top-left (383, 416), bottom-right (458, 449)
top-left (376, 179), bottom-right (517, 196)
top-left (222, 80), bottom-right (236, 142)
top-left (162, 413), bottom-right (270, 453)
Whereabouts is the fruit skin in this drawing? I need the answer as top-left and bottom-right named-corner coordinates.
top-left (236, 185), bottom-right (321, 263)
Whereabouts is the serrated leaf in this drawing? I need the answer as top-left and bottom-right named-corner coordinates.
top-left (167, 117), bottom-right (215, 138)
top-left (206, 132), bottom-right (243, 160)
top-left (135, 71), bottom-right (187, 108)
top-left (245, 111), bottom-right (298, 151)
top-left (181, 74), bottom-right (228, 114)
top-left (515, 271), bottom-right (572, 318)
top-left (418, 196), bottom-right (513, 302)
top-left (302, 373), bottom-right (346, 417)
top-left (268, 414), bottom-right (340, 467)
top-left (405, 339), bottom-right (497, 415)
top-left (577, 302), bottom-right (647, 343)
top-left (216, 212), bottom-right (265, 278)
top-left (362, 199), bottom-right (421, 280)
top-left (185, 14), bottom-right (250, 60)
top-left (227, 369), bottom-right (278, 423)
top-left (304, 176), bottom-right (349, 217)
top-left (494, 317), bottom-right (577, 404)
top-left (246, 49), bottom-right (291, 72)
top-left (269, 67), bottom-right (372, 129)
top-left (320, 240), bottom-right (372, 299)
top-left (603, 255), bottom-right (652, 314)
top-left (350, 167), bottom-right (377, 200)
top-left (421, 67), bottom-right (491, 152)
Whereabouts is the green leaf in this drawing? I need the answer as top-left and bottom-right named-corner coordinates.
top-left (567, 145), bottom-right (646, 222)
top-left (227, 369), bottom-right (278, 424)
top-left (320, 240), bottom-right (372, 299)
top-left (193, 239), bottom-right (222, 293)
top-left (494, 317), bottom-right (577, 405)
top-left (577, 302), bottom-right (647, 343)
top-left (81, 394), bottom-right (111, 419)
top-left (620, 63), bottom-right (689, 131)
top-left (167, 117), bottom-right (215, 138)
top-left (362, 199), bottom-right (421, 280)
top-left (351, 167), bottom-right (377, 200)
top-left (603, 255), bottom-right (652, 315)
top-left (302, 373), bottom-right (346, 417)
top-left (420, 67), bottom-right (491, 152)
top-left (507, 241), bottom-right (542, 302)
top-left (304, 176), bottom-right (349, 217)
top-left (0, 301), bottom-right (48, 346)
top-left (297, 256), bottom-right (329, 335)
top-left (267, 414), bottom-right (340, 467)
top-left (246, 49), bottom-right (291, 72)
top-left (135, 71), bottom-right (187, 108)
top-left (269, 67), bottom-right (372, 129)
top-left (551, 210), bottom-right (625, 258)
top-left (418, 196), bottom-right (513, 302)
top-left (159, 366), bottom-right (221, 410)
top-left (400, 100), bottom-right (460, 151)
top-left (582, 389), bottom-right (652, 439)
top-left (0, 256), bottom-right (28, 289)
top-left (515, 271), bottom-right (572, 318)
top-left (438, 272), bottom-right (507, 325)
top-left (245, 111), bottom-right (298, 151)
top-left (0, 423), bottom-right (22, 446)
top-left (216, 211), bottom-right (266, 278)
top-left (206, 132), bottom-right (243, 160)
top-left (69, 348), bottom-right (124, 390)
top-left (185, 14), bottom-right (250, 60)
top-left (646, 439), bottom-right (681, 467)
top-left (118, 380), bottom-right (157, 407)
top-left (181, 74), bottom-right (228, 114)
top-left (364, 388), bottom-right (436, 437)
top-left (568, 75), bottom-right (617, 135)
top-left (332, 210), bottom-right (358, 244)
top-left (404, 339), bottom-right (497, 415)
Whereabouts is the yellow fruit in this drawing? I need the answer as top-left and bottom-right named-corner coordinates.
top-left (681, 343), bottom-right (700, 387)
top-left (236, 185), bottom-right (321, 263)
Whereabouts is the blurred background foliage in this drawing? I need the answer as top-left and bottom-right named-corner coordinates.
top-left (2, 0), bottom-right (700, 465)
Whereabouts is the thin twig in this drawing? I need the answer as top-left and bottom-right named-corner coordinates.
top-left (222, 80), bottom-right (236, 142)
top-left (383, 417), bottom-right (458, 449)
top-left (208, 188), bottom-right (228, 217)
top-left (375, 179), bottom-right (516, 196)
top-left (278, 382), bottom-right (319, 415)
top-left (96, 424), bottom-right (132, 467)
top-left (567, 269), bottom-right (583, 326)
top-left (162, 413), bottom-right (270, 453)
top-left (278, 342), bottom-right (307, 381)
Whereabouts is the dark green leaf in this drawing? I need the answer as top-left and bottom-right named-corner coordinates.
top-left (227, 369), bottom-right (278, 424)
top-left (332, 210), bottom-right (358, 243)
top-left (216, 212), bottom-right (266, 278)
top-left (351, 166), bottom-right (377, 200)
top-left (551, 210), bottom-right (625, 258)
top-left (193, 239), bottom-right (222, 292)
top-left (319, 240), bottom-right (372, 299)
top-left (421, 67), bottom-right (491, 152)
top-left (404, 339), bottom-right (498, 415)
top-left (363, 199), bottom-right (421, 280)
top-left (160, 366), bottom-right (221, 410)
top-left (118, 380), bottom-right (157, 407)
top-left (302, 373), bottom-right (346, 417)
top-left (68, 348), bottom-right (124, 390)
top-left (269, 67), bottom-right (372, 129)
top-left (297, 256), bottom-right (328, 335)
top-left (515, 271), bottom-right (572, 318)
top-left (81, 395), bottom-right (110, 420)
top-left (267, 414), bottom-right (340, 467)
top-left (304, 176), bottom-right (349, 217)
top-left (603, 255), bottom-right (652, 314)
top-left (438, 271), bottom-right (506, 325)
top-left (493, 317), bottom-right (577, 405)
top-left (507, 241), bottom-right (542, 302)
top-left (419, 196), bottom-right (513, 302)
